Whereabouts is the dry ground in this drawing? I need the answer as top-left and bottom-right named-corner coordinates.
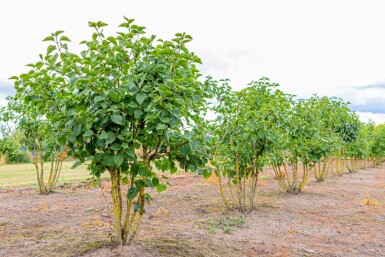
top-left (0, 165), bottom-right (384, 257)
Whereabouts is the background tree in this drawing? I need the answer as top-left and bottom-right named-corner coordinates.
top-left (333, 111), bottom-right (361, 173)
top-left (344, 121), bottom-right (373, 170)
top-left (270, 99), bottom-right (322, 193)
top-left (0, 97), bottom-right (68, 194)
top-left (0, 126), bottom-right (29, 164)
top-left (209, 77), bottom-right (291, 211)
top-left (306, 96), bottom-right (354, 181)
top-left (370, 123), bottom-right (385, 166)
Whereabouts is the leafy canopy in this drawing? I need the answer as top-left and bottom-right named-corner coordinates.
top-left (10, 17), bottom-right (211, 192)
top-left (209, 77), bottom-right (292, 177)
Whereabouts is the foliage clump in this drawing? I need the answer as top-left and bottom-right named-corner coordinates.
top-left (209, 77), bottom-right (291, 210)
top-left (0, 134), bottom-right (29, 164)
top-left (1, 99), bottom-right (67, 194)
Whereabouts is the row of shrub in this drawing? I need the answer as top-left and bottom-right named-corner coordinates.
top-left (0, 136), bottom-right (30, 164)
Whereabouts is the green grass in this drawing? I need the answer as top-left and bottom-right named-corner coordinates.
top-left (0, 161), bottom-right (104, 188)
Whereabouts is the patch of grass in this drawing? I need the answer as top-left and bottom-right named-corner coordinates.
top-left (360, 192), bottom-right (383, 207)
top-left (2, 224), bottom-right (110, 257)
top-left (200, 215), bottom-right (246, 235)
top-left (0, 161), bottom-right (107, 188)
top-left (142, 236), bottom-right (224, 257)
top-left (80, 240), bottom-right (110, 254)
top-left (81, 216), bottom-right (111, 229)
top-left (257, 201), bottom-right (278, 209)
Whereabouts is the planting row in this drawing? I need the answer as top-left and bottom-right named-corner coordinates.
top-left (1, 18), bottom-right (384, 244)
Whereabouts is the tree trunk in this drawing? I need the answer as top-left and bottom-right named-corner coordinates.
top-left (109, 168), bottom-right (123, 243)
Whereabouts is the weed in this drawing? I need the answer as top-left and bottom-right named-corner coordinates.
top-left (261, 175), bottom-right (270, 180)
top-left (154, 207), bottom-right (169, 216)
top-left (55, 199), bottom-right (64, 206)
top-left (202, 215), bottom-right (245, 235)
top-left (288, 224), bottom-right (298, 234)
top-left (37, 201), bottom-right (48, 211)
top-left (360, 192), bottom-right (383, 207)
top-left (142, 236), bottom-right (222, 257)
top-left (81, 216), bottom-right (110, 228)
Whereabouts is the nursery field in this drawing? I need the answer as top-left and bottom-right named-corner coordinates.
top-left (0, 161), bottom-right (104, 188)
top-left (1, 165), bottom-right (384, 257)
top-left (1, 16), bottom-right (385, 257)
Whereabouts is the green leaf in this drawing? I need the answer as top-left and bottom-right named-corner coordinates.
top-left (135, 180), bottom-right (145, 188)
top-left (143, 179), bottom-right (154, 188)
top-left (123, 17), bottom-right (135, 24)
top-left (94, 153), bottom-right (103, 162)
top-left (60, 36), bottom-right (71, 42)
top-left (114, 154), bottom-right (124, 167)
top-left (152, 177), bottom-right (159, 187)
top-left (156, 123), bottom-right (167, 130)
top-left (203, 169), bottom-right (212, 179)
top-left (59, 136), bottom-right (67, 145)
top-left (128, 102), bottom-right (138, 108)
top-left (161, 160), bottom-right (169, 171)
top-left (125, 147), bottom-right (136, 161)
top-left (110, 143), bottom-right (122, 151)
top-left (134, 202), bottom-right (141, 212)
top-left (42, 36), bottom-right (54, 42)
top-left (55, 30), bottom-right (65, 36)
top-left (68, 134), bottom-right (77, 143)
top-left (127, 188), bottom-right (140, 201)
top-left (83, 130), bottom-right (94, 137)
top-left (144, 112), bottom-right (154, 121)
top-left (107, 36), bottom-right (117, 45)
top-left (144, 193), bottom-right (153, 204)
top-left (156, 183), bottom-right (167, 193)
top-left (99, 131), bottom-right (109, 140)
top-left (170, 167), bottom-right (177, 174)
top-left (160, 116), bottom-right (170, 123)
top-left (97, 21), bottom-right (109, 27)
top-left (94, 96), bottom-right (105, 103)
top-left (175, 98), bottom-right (185, 105)
top-left (134, 109), bottom-right (143, 118)
top-left (136, 93), bottom-right (147, 105)
top-left (105, 132), bottom-right (116, 145)
top-left (111, 113), bottom-right (124, 125)
top-left (153, 65), bottom-right (167, 73)
top-left (71, 160), bottom-right (82, 169)
top-left (88, 21), bottom-right (96, 27)
top-left (138, 166), bottom-right (149, 176)
top-left (35, 61), bottom-right (43, 69)
top-left (47, 45), bottom-right (56, 55)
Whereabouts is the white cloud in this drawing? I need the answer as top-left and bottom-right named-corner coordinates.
top-left (356, 112), bottom-right (385, 125)
top-left (332, 84), bottom-right (385, 114)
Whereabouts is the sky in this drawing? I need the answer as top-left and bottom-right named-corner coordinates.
top-left (1, 0), bottom-right (385, 123)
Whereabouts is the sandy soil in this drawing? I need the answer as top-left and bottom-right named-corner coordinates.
top-left (1, 165), bottom-right (384, 257)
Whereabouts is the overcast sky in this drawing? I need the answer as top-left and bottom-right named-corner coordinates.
top-left (1, 0), bottom-right (385, 123)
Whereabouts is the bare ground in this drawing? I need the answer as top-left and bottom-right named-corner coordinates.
top-left (1, 166), bottom-right (384, 257)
